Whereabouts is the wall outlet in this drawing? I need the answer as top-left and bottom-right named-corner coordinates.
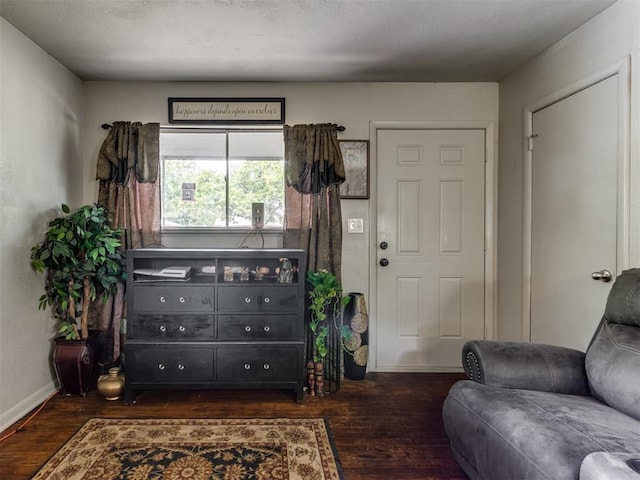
top-left (347, 218), bottom-right (364, 234)
top-left (252, 202), bottom-right (264, 228)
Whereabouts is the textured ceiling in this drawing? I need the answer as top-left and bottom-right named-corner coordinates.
top-left (0, 0), bottom-right (617, 82)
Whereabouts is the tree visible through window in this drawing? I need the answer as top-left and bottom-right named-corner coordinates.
top-left (161, 130), bottom-right (284, 229)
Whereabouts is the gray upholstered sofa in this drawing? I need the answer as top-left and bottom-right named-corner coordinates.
top-left (443, 268), bottom-right (640, 480)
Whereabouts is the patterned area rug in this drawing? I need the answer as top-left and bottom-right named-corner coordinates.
top-left (32, 418), bottom-right (344, 480)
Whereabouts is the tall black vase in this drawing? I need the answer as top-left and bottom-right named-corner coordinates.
top-left (343, 293), bottom-right (368, 380)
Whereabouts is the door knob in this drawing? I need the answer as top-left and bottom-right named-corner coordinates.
top-left (380, 241), bottom-right (388, 250)
top-left (591, 270), bottom-right (612, 282)
top-left (379, 258), bottom-right (389, 267)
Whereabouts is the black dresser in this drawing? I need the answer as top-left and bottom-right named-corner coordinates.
top-left (123, 248), bottom-right (307, 403)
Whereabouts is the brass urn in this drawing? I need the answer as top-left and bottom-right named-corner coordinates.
top-left (97, 367), bottom-right (125, 400)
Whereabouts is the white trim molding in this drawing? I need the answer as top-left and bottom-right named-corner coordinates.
top-left (0, 381), bottom-right (57, 433)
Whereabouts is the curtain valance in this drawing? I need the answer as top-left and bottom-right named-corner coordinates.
top-left (284, 123), bottom-right (345, 194)
top-left (96, 121), bottom-right (160, 184)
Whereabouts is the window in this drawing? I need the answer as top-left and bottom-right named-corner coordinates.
top-left (160, 130), bottom-right (284, 229)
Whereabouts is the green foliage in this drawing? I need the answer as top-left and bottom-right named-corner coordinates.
top-left (30, 204), bottom-right (127, 340)
top-left (163, 160), bottom-right (227, 226)
top-left (306, 270), bottom-right (351, 362)
top-left (229, 160), bottom-right (284, 226)
top-left (162, 159), bottom-right (284, 227)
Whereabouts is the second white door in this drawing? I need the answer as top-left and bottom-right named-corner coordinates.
top-left (530, 75), bottom-right (620, 351)
top-left (376, 129), bottom-right (486, 371)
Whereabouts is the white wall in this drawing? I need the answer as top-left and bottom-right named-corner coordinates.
top-left (0, 19), bottom-right (84, 430)
top-left (83, 81), bottom-right (499, 325)
top-left (498, 0), bottom-right (640, 341)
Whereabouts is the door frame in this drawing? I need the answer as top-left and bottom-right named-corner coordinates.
top-left (368, 121), bottom-right (498, 372)
top-left (522, 58), bottom-right (631, 342)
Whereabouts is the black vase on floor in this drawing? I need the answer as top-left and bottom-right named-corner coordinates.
top-left (343, 292), bottom-right (369, 380)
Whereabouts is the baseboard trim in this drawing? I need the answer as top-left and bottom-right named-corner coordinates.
top-left (0, 381), bottom-right (58, 434)
top-left (372, 367), bottom-right (464, 373)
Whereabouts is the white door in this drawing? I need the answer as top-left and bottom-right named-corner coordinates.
top-left (376, 129), bottom-right (486, 371)
top-left (530, 75), bottom-right (619, 351)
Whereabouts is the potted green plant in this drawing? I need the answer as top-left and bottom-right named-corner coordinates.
top-left (306, 269), bottom-right (350, 397)
top-left (30, 204), bottom-right (126, 396)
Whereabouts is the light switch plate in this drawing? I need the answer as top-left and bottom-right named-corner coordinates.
top-left (347, 218), bottom-right (364, 234)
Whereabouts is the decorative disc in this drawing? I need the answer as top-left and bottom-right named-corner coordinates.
top-left (353, 345), bottom-right (368, 366)
top-left (343, 332), bottom-right (362, 352)
top-left (350, 313), bottom-right (368, 334)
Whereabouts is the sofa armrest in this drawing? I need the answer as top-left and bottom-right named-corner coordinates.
top-left (580, 452), bottom-right (640, 480)
top-left (463, 340), bottom-right (590, 395)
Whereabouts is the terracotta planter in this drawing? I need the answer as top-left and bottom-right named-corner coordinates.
top-left (53, 339), bottom-right (94, 396)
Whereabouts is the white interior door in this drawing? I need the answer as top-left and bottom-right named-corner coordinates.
top-left (375, 129), bottom-right (486, 371)
top-left (530, 75), bottom-right (619, 351)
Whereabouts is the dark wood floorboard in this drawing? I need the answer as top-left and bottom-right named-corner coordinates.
top-left (0, 372), bottom-right (469, 480)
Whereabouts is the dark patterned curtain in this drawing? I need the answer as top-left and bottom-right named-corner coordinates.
top-left (96, 121), bottom-right (161, 250)
top-left (283, 123), bottom-right (345, 392)
top-left (91, 121), bottom-right (161, 365)
top-left (283, 123), bottom-right (345, 276)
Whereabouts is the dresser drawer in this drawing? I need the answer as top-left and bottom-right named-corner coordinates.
top-left (218, 315), bottom-right (299, 341)
top-left (125, 346), bottom-right (213, 383)
top-left (133, 286), bottom-right (214, 313)
top-left (217, 286), bottom-right (298, 312)
top-left (215, 346), bottom-right (299, 383)
top-left (130, 314), bottom-right (214, 340)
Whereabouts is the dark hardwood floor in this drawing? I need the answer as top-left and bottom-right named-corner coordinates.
top-left (0, 373), bottom-right (468, 480)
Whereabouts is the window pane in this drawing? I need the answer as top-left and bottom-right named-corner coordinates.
top-left (160, 130), bottom-right (284, 229)
top-left (228, 131), bottom-right (284, 228)
top-left (161, 132), bottom-right (226, 157)
top-left (163, 159), bottom-right (227, 227)
top-left (228, 159), bottom-right (284, 227)
top-left (228, 131), bottom-right (284, 159)
top-left (161, 132), bottom-right (227, 228)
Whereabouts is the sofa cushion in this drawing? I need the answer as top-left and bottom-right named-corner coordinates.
top-left (443, 381), bottom-right (640, 480)
top-left (585, 321), bottom-right (640, 420)
top-left (463, 340), bottom-right (589, 395)
top-left (602, 268), bottom-right (640, 327)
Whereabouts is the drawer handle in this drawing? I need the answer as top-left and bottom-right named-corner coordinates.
top-left (263, 326), bottom-right (270, 332)
top-left (244, 297), bottom-right (251, 303)
top-left (264, 297), bottom-right (270, 304)
top-left (158, 363), bottom-right (166, 370)
top-left (244, 326), bottom-right (252, 332)
top-left (179, 297), bottom-right (186, 303)
top-left (263, 363), bottom-right (270, 370)
top-left (178, 325), bottom-right (186, 333)
top-left (159, 325), bottom-right (167, 332)
top-left (244, 363), bottom-right (251, 370)
top-left (177, 364), bottom-right (185, 371)
top-left (159, 296), bottom-right (166, 303)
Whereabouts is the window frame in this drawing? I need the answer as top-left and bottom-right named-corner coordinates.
top-left (160, 126), bottom-right (285, 233)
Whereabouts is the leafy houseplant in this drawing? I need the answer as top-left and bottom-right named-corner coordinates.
top-left (306, 269), bottom-right (350, 396)
top-left (30, 204), bottom-right (126, 341)
top-left (30, 204), bottom-right (126, 395)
